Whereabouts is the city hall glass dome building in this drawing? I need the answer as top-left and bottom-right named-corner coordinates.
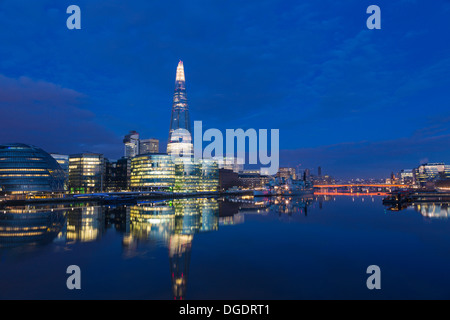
top-left (0, 143), bottom-right (66, 199)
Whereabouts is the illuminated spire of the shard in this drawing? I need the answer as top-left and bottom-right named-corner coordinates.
top-left (167, 60), bottom-right (193, 158)
top-left (176, 60), bottom-right (185, 82)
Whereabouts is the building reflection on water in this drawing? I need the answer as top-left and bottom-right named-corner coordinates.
top-left (65, 205), bottom-right (105, 243)
top-left (412, 203), bottom-right (450, 219)
top-left (268, 196), bottom-right (314, 216)
top-left (123, 198), bottom-right (221, 299)
top-left (0, 195), bottom-right (317, 299)
top-left (384, 199), bottom-right (450, 220)
top-left (0, 206), bottom-right (66, 248)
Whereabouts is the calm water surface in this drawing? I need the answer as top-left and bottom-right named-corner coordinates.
top-left (1, 195), bottom-right (450, 300)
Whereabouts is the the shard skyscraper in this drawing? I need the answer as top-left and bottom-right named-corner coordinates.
top-left (167, 60), bottom-right (193, 158)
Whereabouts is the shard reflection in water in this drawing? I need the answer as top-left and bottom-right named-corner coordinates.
top-left (124, 198), bottom-right (219, 299)
top-left (0, 196), bottom-right (316, 299)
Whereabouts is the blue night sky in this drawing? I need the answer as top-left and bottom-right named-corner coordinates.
top-left (0, 0), bottom-right (449, 179)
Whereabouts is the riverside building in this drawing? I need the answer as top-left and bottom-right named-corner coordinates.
top-left (130, 153), bottom-right (176, 192)
top-left (68, 153), bottom-right (104, 193)
top-left (414, 163), bottom-right (450, 187)
top-left (0, 143), bottom-right (66, 200)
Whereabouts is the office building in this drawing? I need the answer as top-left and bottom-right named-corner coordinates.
top-left (238, 171), bottom-right (270, 189)
top-left (398, 169), bottom-right (414, 185)
top-left (116, 157), bottom-right (131, 191)
top-left (219, 169), bottom-right (241, 191)
top-left (276, 167), bottom-right (296, 182)
top-left (124, 130), bottom-right (140, 158)
top-left (68, 153), bottom-right (104, 193)
top-left (174, 159), bottom-right (201, 193)
top-left (103, 157), bottom-right (132, 192)
top-left (104, 159), bottom-right (119, 192)
top-left (130, 153), bottom-right (175, 192)
top-left (198, 159), bottom-right (219, 192)
top-left (414, 163), bottom-right (450, 186)
top-left (140, 138), bottom-right (159, 154)
top-left (173, 159), bottom-right (219, 193)
top-left (130, 155), bottom-right (218, 193)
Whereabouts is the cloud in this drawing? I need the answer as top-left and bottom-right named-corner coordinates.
top-left (0, 74), bottom-right (121, 157)
top-left (281, 131), bottom-right (450, 179)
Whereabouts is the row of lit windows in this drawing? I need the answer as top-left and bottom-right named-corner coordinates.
top-left (0, 231), bottom-right (46, 237)
top-left (69, 158), bottom-right (101, 162)
top-left (131, 172), bottom-right (175, 176)
top-left (0, 154), bottom-right (44, 160)
top-left (131, 182), bottom-right (173, 187)
top-left (69, 165), bottom-right (101, 169)
top-left (0, 226), bottom-right (47, 231)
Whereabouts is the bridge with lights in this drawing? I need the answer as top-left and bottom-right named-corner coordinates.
top-left (313, 184), bottom-right (409, 194)
top-left (314, 184), bottom-right (408, 189)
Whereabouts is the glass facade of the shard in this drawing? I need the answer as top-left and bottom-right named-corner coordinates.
top-left (167, 61), bottom-right (193, 158)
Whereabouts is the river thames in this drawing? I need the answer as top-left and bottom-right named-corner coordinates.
top-left (1, 195), bottom-right (450, 300)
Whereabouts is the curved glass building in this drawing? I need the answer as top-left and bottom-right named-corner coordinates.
top-left (130, 154), bottom-right (175, 192)
top-left (0, 143), bottom-right (67, 198)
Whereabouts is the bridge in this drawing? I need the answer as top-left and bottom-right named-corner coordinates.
top-left (313, 184), bottom-right (409, 195)
top-left (314, 191), bottom-right (389, 196)
top-left (314, 184), bottom-right (408, 189)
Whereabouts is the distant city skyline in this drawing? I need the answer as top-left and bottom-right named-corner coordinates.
top-left (0, 1), bottom-right (449, 179)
